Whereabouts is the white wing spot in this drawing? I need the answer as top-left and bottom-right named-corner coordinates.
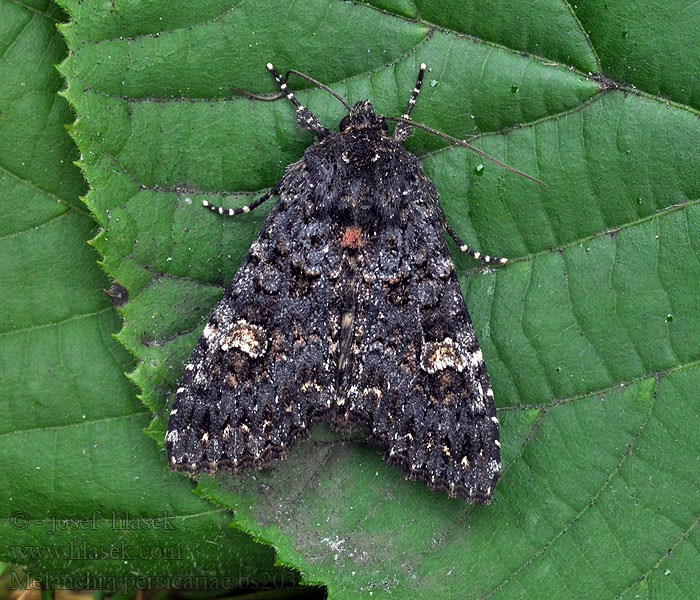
top-left (220, 319), bottom-right (268, 357)
top-left (420, 337), bottom-right (468, 374)
top-left (469, 349), bottom-right (483, 367)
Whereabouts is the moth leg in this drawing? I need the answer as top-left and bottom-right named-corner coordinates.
top-left (393, 63), bottom-right (427, 142)
top-left (267, 63), bottom-right (329, 136)
top-left (202, 188), bottom-right (275, 217)
top-left (443, 221), bottom-right (509, 265)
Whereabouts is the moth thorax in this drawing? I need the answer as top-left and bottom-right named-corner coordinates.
top-left (336, 191), bottom-right (383, 225)
top-left (340, 131), bottom-right (388, 169)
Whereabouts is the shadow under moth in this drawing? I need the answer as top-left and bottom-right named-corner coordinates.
top-left (165, 63), bottom-right (543, 504)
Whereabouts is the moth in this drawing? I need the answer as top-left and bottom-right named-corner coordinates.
top-left (166, 63), bottom-right (542, 504)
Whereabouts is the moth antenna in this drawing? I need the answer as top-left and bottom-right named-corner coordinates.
top-left (385, 115), bottom-right (546, 186)
top-left (443, 221), bottom-right (508, 265)
top-left (394, 63), bottom-right (427, 142)
top-left (232, 70), bottom-right (351, 113)
top-left (267, 63), bottom-right (329, 136)
top-left (280, 69), bottom-right (352, 111)
top-left (201, 189), bottom-right (275, 217)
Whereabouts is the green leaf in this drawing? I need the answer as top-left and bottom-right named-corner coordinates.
top-left (54, 0), bottom-right (700, 597)
top-left (0, 0), bottom-right (295, 589)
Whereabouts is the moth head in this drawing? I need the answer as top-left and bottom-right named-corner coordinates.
top-left (339, 100), bottom-right (388, 134)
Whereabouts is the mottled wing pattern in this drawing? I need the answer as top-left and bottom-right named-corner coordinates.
top-left (336, 177), bottom-right (501, 504)
top-left (166, 162), bottom-right (343, 472)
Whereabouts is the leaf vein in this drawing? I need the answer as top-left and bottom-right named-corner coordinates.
top-left (0, 162), bottom-right (89, 219)
top-left (0, 306), bottom-right (112, 339)
top-left (613, 511), bottom-right (700, 599)
top-left (81, 0), bottom-right (246, 45)
top-left (5, 0), bottom-right (60, 23)
top-left (479, 376), bottom-right (659, 599)
top-left (0, 410), bottom-right (151, 440)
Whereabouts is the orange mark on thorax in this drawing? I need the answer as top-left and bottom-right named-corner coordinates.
top-left (341, 225), bottom-right (363, 248)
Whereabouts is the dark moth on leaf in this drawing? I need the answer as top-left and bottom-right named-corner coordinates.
top-left (165, 63), bottom-right (531, 505)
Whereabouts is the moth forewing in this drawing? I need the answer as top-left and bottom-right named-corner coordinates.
top-left (166, 64), bottom-right (523, 504)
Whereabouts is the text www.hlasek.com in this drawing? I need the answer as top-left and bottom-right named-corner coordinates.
top-left (9, 541), bottom-right (181, 562)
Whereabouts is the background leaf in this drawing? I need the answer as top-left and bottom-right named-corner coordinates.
top-left (49, 0), bottom-right (700, 597)
top-left (0, 0), bottom-right (296, 589)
